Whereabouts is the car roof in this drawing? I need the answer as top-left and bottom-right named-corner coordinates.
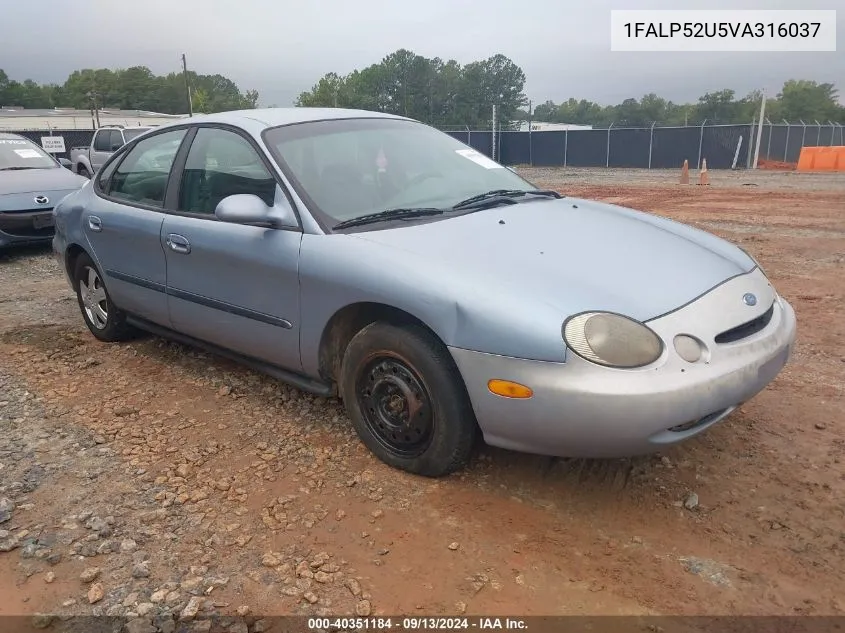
top-left (170, 107), bottom-right (410, 129)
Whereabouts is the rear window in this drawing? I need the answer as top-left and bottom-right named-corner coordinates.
top-left (123, 128), bottom-right (152, 142)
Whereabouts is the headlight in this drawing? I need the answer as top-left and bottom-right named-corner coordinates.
top-left (563, 312), bottom-right (663, 368)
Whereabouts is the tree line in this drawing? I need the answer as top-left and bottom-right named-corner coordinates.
top-left (0, 67), bottom-right (258, 114)
top-left (298, 52), bottom-right (843, 127)
top-left (2, 54), bottom-right (843, 129)
top-left (534, 81), bottom-right (845, 128)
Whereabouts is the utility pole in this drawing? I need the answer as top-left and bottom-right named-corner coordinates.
top-left (182, 54), bottom-right (193, 117)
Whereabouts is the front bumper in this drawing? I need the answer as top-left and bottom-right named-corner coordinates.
top-left (0, 208), bottom-right (55, 248)
top-left (449, 268), bottom-right (797, 458)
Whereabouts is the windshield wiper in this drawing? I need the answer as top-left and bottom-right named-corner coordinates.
top-left (0, 166), bottom-right (42, 171)
top-left (333, 207), bottom-right (445, 230)
top-left (451, 188), bottom-right (562, 211)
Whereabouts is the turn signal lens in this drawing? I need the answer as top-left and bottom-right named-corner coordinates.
top-left (487, 379), bottom-right (534, 399)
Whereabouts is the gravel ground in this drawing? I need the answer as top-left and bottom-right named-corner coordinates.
top-left (1, 168), bottom-right (844, 632)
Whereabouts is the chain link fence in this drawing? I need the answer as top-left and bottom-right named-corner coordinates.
top-left (442, 121), bottom-right (845, 169)
top-left (10, 129), bottom-right (95, 162)
top-left (6, 121), bottom-right (844, 169)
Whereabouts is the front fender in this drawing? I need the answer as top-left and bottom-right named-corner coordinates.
top-left (298, 234), bottom-right (568, 377)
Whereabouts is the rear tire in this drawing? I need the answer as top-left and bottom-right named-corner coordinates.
top-left (339, 322), bottom-right (477, 477)
top-left (73, 252), bottom-right (134, 342)
top-left (77, 165), bottom-right (91, 179)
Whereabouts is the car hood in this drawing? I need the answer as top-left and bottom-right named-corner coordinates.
top-left (350, 196), bottom-right (756, 322)
top-left (0, 168), bottom-right (87, 195)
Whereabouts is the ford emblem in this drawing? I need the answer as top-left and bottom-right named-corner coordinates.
top-left (34, 195), bottom-right (50, 205)
top-left (742, 293), bottom-right (757, 307)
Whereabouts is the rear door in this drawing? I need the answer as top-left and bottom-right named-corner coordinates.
top-left (161, 125), bottom-right (303, 370)
top-left (83, 127), bottom-right (190, 327)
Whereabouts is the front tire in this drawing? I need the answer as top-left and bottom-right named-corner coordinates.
top-left (339, 322), bottom-right (477, 477)
top-left (73, 253), bottom-right (134, 342)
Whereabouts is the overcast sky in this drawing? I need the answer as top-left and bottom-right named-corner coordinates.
top-left (2, 0), bottom-right (842, 109)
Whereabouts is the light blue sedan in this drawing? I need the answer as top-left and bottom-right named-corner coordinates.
top-left (52, 108), bottom-right (797, 476)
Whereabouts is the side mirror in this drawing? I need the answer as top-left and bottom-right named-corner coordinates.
top-left (215, 193), bottom-right (298, 229)
top-left (110, 143), bottom-right (123, 152)
top-left (58, 158), bottom-right (72, 168)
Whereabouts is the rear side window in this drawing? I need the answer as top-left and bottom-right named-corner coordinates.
top-left (92, 130), bottom-right (111, 152)
top-left (108, 130), bottom-right (124, 151)
top-left (107, 129), bottom-right (187, 208)
top-left (96, 153), bottom-right (122, 190)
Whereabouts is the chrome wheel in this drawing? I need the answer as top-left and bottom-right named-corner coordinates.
top-left (80, 266), bottom-right (108, 329)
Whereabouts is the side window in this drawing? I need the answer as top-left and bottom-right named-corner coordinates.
top-left (92, 130), bottom-right (111, 152)
top-left (108, 129), bottom-right (187, 208)
top-left (96, 154), bottom-right (121, 191)
top-left (109, 130), bottom-right (124, 151)
top-left (177, 127), bottom-right (276, 215)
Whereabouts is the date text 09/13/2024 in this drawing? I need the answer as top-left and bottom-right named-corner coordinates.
top-left (307, 617), bottom-right (528, 630)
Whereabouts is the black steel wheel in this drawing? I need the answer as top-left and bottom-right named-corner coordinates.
top-left (340, 322), bottom-right (477, 477)
top-left (356, 356), bottom-right (434, 458)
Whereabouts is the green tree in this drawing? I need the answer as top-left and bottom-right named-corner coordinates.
top-left (296, 50), bottom-right (526, 128)
top-left (777, 80), bottom-right (840, 121)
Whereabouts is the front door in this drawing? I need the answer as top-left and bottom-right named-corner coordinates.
top-left (162, 126), bottom-right (302, 371)
top-left (83, 127), bottom-right (189, 327)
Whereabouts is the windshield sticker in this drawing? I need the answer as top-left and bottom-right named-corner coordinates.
top-left (0, 139), bottom-right (27, 145)
top-left (455, 149), bottom-right (503, 169)
top-left (14, 148), bottom-right (42, 159)
top-left (376, 148), bottom-right (388, 173)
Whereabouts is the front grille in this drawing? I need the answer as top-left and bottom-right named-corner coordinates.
top-left (0, 209), bottom-right (55, 237)
top-left (714, 303), bottom-right (775, 344)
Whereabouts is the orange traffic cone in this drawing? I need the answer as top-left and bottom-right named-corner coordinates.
top-left (680, 159), bottom-right (690, 184)
top-left (698, 158), bottom-right (710, 185)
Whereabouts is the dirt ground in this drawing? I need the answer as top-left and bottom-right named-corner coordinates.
top-left (1, 167), bottom-right (844, 628)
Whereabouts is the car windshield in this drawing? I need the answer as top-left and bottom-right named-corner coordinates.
top-left (0, 138), bottom-right (57, 170)
top-left (263, 118), bottom-right (536, 228)
top-left (123, 128), bottom-right (152, 142)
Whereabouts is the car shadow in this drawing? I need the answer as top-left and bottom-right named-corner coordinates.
top-left (0, 243), bottom-right (53, 263)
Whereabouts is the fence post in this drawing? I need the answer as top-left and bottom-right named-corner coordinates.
top-left (465, 125), bottom-right (470, 146)
top-left (765, 118), bottom-right (773, 161)
top-left (490, 103), bottom-right (496, 160)
top-left (606, 122), bottom-right (613, 168)
top-left (782, 119), bottom-right (790, 162)
top-left (746, 116), bottom-right (756, 169)
top-left (799, 119), bottom-right (806, 150)
top-left (829, 121), bottom-right (836, 145)
top-left (648, 121), bottom-right (656, 169)
top-left (563, 129), bottom-right (568, 168)
top-left (815, 120), bottom-right (822, 145)
top-left (697, 119), bottom-right (707, 169)
top-left (732, 135), bottom-right (743, 169)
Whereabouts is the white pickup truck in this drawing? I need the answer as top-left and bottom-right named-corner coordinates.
top-left (69, 126), bottom-right (153, 178)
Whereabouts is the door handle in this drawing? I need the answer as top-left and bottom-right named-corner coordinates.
top-left (166, 233), bottom-right (191, 254)
top-left (87, 216), bottom-right (102, 232)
